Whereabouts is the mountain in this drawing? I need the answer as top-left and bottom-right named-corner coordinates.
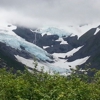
top-left (0, 22), bottom-right (100, 75)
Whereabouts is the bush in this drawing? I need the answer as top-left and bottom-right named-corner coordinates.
top-left (0, 68), bottom-right (100, 100)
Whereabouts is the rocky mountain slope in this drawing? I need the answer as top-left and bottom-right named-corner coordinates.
top-left (0, 22), bottom-right (100, 75)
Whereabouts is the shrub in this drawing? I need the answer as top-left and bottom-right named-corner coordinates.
top-left (0, 68), bottom-right (100, 100)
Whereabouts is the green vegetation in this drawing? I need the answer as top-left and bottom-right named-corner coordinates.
top-left (0, 67), bottom-right (100, 100)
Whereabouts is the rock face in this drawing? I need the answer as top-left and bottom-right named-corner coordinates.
top-left (63, 35), bottom-right (78, 48)
top-left (13, 27), bottom-right (42, 43)
top-left (45, 44), bottom-right (73, 53)
top-left (78, 28), bottom-right (97, 45)
top-left (13, 27), bottom-right (74, 53)
top-left (66, 28), bottom-right (100, 70)
top-left (0, 42), bottom-right (25, 70)
top-left (63, 28), bottom-right (97, 47)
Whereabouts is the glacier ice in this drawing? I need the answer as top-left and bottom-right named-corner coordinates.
top-left (36, 27), bottom-right (71, 37)
top-left (0, 32), bottom-right (52, 61)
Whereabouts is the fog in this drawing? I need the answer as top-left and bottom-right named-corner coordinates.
top-left (0, 0), bottom-right (100, 28)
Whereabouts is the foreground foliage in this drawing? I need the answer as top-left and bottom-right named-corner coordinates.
top-left (0, 68), bottom-right (100, 100)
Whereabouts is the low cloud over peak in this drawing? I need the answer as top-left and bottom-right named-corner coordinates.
top-left (0, 0), bottom-right (100, 28)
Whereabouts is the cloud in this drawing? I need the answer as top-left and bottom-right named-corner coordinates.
top-left (0, 0), bottom-right (100, 28)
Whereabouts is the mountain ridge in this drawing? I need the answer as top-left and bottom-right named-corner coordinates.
top-left (0, 22), bottom-right (100, 75)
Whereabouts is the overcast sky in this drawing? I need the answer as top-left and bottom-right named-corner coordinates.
top-left (0, 0), bottom-right (100, 28)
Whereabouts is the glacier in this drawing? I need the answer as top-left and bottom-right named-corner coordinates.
top-left (35, 27), bottom-right (71, 37)
top-left (35, 23), bottom-right (100, 39)
top-left (0, 24), bottom-right (52, 61)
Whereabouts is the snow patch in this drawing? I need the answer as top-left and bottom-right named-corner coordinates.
top-left (56, 38), bottom-right (68, 44)
top-left (15, 55), bottom-right (89, 75)
top-left (66, 46), bottom-right (83, 57)
top-left (94, 28), bottom-right (100, 35)
top-left (51, 56), bottom-right (90, 70)
top-left (43, 46), bottom-right (49, 49)
top-left (53, 46), bottom-right (83, 58)
top-left (15, 55), bottom-right (51, 72)
top-left (15, 55), bottom-right (69, 74)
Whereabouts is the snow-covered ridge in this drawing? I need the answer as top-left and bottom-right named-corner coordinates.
top-left (34, 23), bottom-right (100, 39)
top-left (35, 27), bottom-right (71, 37)
top-left (69, 23), bottom-right (100, 38)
